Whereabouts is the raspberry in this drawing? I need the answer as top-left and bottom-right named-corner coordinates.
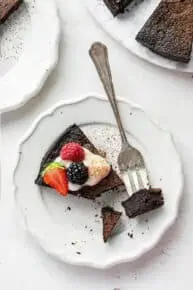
top-left (60, 142), bottom-right (85, 162)
top-left (67, 162), bottom-right (88, 185)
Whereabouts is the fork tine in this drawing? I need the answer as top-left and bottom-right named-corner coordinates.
top-left (136, 169), bottom-right (144, 189)
top-left (138, 168), bottom-right (149, 189)
top-left (131, 170), bottom-right (140, 191)
top-left (122, 171), bottom-right (136, 194)
top-left (128, 170), bottom-right (137, 192)
top-left (130, 168), bottom-right (149, 193)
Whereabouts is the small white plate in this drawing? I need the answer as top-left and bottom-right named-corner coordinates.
top-left (83, 0), bottom-right (193, 73)
top-left (13, 95), bottom-right (183, 268)
top-left (0, 0), bottom-right (60, 113)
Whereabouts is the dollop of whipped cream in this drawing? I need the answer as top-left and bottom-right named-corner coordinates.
top-left (55, 148), bottom-right (111, 191)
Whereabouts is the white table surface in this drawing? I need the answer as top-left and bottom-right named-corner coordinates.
top-left (1, 0), bottom-right (193, 289)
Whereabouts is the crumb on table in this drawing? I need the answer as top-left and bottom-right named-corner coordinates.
top-left (128, 233), bottom-right (133, 239)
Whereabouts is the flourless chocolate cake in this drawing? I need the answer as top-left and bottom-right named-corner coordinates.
top-left (35, 124), bottom-right (124, 200)
top-left (136, 0), bottom-right (193, 63)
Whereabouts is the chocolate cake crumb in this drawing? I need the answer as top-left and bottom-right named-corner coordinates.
top-left (128, 233), bottom-right (133, 238)
top-left (71, 242), bottom-right (76, 245)
top-left (76, 251), bottom-right (81, 255)
top-left (102, 207), bottom-right (122, 242)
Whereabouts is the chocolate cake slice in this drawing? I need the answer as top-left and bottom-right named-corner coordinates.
top-left (122, 188), bottom-right (164, 218)
top-left (103, 0), bottom-right (134, 16)
top-left (0, 0), bottom-right (23, 23)
top-left (35, 124), bottom-right (124, 200)
top-left (136, 0), bottom-right (193, 63)
top-left (102, 207), bottom-right (122, 242)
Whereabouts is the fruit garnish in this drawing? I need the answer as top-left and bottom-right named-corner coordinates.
top-left (42, 162), bottom-right (64, 175)
top-left (60, 142), bottom-right (85, 162)
top-left (42, 162), bottom-right (68, 196)
top-left (67, 162), bottom-right (88, 185)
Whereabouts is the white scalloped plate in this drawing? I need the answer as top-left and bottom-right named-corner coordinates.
top-left (0, 0), bottom-right (60, 113)
top-left (83, 0), bottom-right (193, 72)
top-left (13, 95), bottom-right (183, 268)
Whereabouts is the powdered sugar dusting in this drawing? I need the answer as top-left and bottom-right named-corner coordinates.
top-left (83, 124), bottom-right (122, 175)
top-left (0, 2), bottom-right (31, 77)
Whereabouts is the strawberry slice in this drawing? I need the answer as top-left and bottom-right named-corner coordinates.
top-left (42, 162), bottom-right (68, 196)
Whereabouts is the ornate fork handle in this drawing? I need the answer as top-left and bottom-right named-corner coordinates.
top-left (89, 42), bottom-right (129, 145)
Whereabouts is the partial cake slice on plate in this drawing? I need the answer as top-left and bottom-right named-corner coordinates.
top-left (136, 0), bottom-right (193, 63)
top-left (0, 0), bottom-right (23, 23)
top-left (103, 0), bottom-right (134, 16)
top-left (102, 206), bottom-right (122, 242)
top-left (35, 124), bottom-right (125, 200)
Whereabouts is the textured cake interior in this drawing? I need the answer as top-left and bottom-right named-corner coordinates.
top-left (102, 206), bottom-right (122, 242)
top-left (122, 188), bottom-right (164, 218)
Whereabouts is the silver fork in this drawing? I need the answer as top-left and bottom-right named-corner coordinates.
top-left (89, 42), bottom-right (150, 195)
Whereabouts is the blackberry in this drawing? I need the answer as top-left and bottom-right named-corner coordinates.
top-left (67, 162), bottom-right (88, 185)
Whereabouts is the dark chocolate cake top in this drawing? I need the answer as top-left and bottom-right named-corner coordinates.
top-left (136, 0), bottom-right (193, 63)
top-left (103, 0), bottom-right (134, 16)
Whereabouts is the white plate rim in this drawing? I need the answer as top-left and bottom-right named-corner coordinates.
top-left (0, 0), bottom-right (60, 113)
top-left (13, 94), bottom-right (184, 269)
top-left (83, 0), bottom-right (193, 73)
